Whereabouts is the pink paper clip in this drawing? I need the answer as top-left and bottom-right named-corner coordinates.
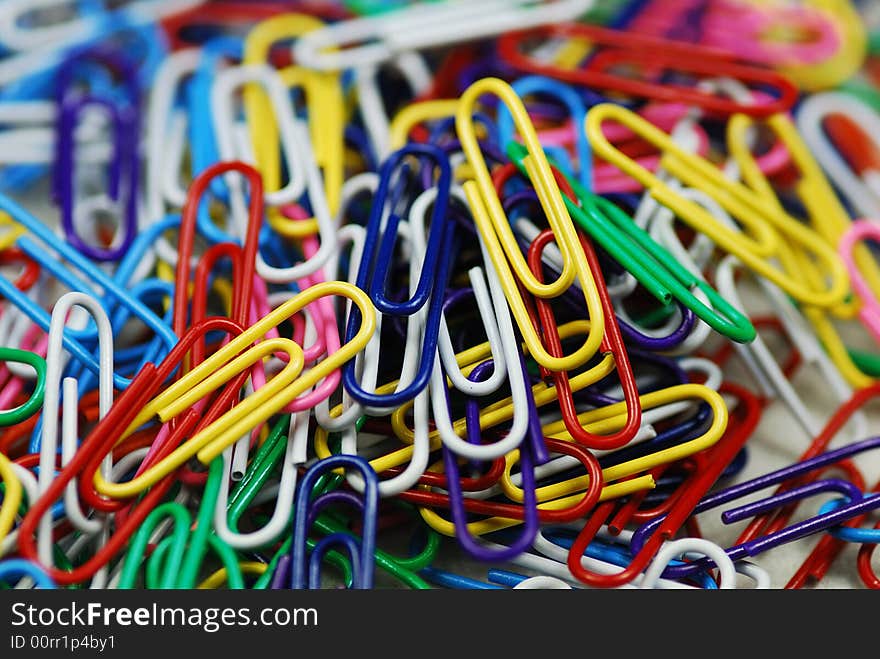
top-left (839, 219), bottom-right (880, 342)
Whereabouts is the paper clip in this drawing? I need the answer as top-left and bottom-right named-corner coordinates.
top-left (0, 559), bottom-right (55, 589)
top-left (729, 0), bottom-right (866, 91)
top-left (172, 160), bottom-right (263, 347)
top-left (434, 429), bottom-right (542, 562)
top-left (0, 0), bottom-right (199, 52)
top-left (292, 0), bottom-right (593, 71)
top-left (585, 103), bottom-right (851, 310)
top-left (214, 71), bottom-right (339, 284)
top-left (510, 142), bottom-right (756, 343)
top-left (840, 220), bottom-right (880, 344)
top-left (797, 91), bottom-right (880, 218)
top-left (52, 45), bottom-right (141, 262)
top-left (496, 74), bottom-right (591, 191)
top-left (640, 538), bottom-right (739, 590)
top-left (86, 280), bottom-right (374, 500)
top-left (342, 143), bottom-right (454, 409)
top-left (729, 384), bottom-right (880, 574)
top-left (0, 347), bottom-right (45, 428)
top-left (633, 436), bottom-right (880, 580)
top-left (428, 218), bottom-right (535, 462)
top-left (457, 76), bottom-right (606, 371)
top-left (242, 13), bottom-right (345, 227)
top-left (728, 110), bottom-right (880, 312)
top-left (527, 228), bottom-right (642, 449)
top-left (212, 414), bottom-right (305, 550)
top-left (633, 187), bottom-right (727, 354)
top-left (290, 455), bottom-right (378, 589)
top-left (700, 0), bottom-right (843, 68)
top-left (33, 292), bottom-right (116, 588)
top-left (312, 176), bottom-right (377, 432)
top-left (497, 22), bottom-right (798, 117)
top-left (211, 65), bottom-right (305, 209)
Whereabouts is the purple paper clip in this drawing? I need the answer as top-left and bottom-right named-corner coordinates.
top-left (631, 436), bottom-right (880, 579)
top-left (53, 45), bottom-right (141, 263)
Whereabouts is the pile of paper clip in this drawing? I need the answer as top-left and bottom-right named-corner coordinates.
top-left (6, 0), bottom-right (880, 591)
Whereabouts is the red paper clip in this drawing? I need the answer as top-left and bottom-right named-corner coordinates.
top-left (497, 23), bottom-right (798, 117)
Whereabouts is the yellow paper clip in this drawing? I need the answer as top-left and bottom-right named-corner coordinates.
top-left (727, 112), bottom-right (875, 387)
top-left (456, 77), bottom-right (605, 372)
top-left (585, 103), bottom-right (850, 310)
top-left (243, 13), bottom-right (345, 235)
top-left (93, 281), bottom-right (376, 498)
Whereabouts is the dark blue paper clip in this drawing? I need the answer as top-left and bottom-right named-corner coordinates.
top-left (342, 142), bottom-right (456, 408)
top-left (290, 455), bottom-right (379, 590)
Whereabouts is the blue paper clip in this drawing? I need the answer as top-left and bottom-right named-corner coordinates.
top-left (818, 498), bottom-right (880, 544)
top-left (496, 75), bottom-right (592, 191)
top-left (186, 36), bottom-right (245, 245)
top-left (0, 558), bottom-right (56, 589)
top-left (0, 193), bottom-right (178, 390)
top-left (342, 142), bottom-right (456, 408)
top-left (290, 455), bottom-right (379, 590)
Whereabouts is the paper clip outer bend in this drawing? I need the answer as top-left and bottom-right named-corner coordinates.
top-left (496, 22), bottom-right (799, 118)
top-left (585, 103), bottom-right (851, 310)
top-left (456, 77), bottom-right (605, 372)
top-left (90, 280), bottom-right (376, 499)
top-left (0, 347), bottom-right (45, 428)
top-left (173, 160), bottom-right (263, 343)
top-left (771, 0), bottom-right (866, 91)
top-left (290, 454), bottom-right (378, 589)
top-left (796, 91), bottom-right (880, 219)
